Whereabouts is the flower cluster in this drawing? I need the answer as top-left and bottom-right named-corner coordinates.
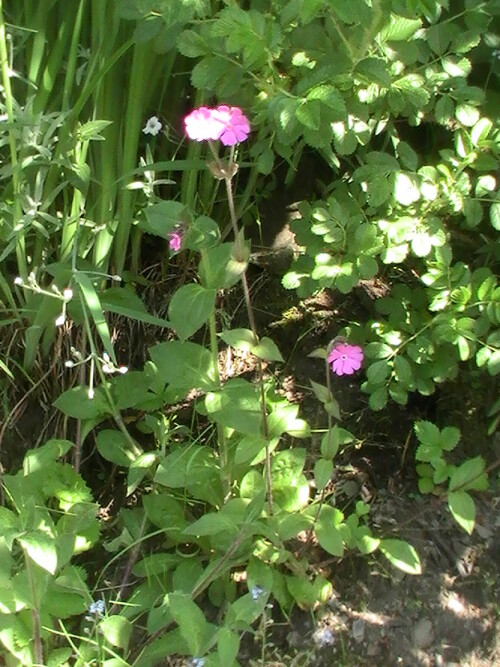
top-left (328, 343), bottom-right (364, 376)
top-left (184, 105), bottom-right (250, 146)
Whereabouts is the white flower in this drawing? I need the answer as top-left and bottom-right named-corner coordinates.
top-left (63, 288), bottom-right (73, 300)
top-left (64, 360), bottom-right (75, 368)
top-left (143, 116), bottom-right (162, 136)
top-left (55, 314), bottom-right (66, 327)
top-left (14, 276), bottom-right (23, 285)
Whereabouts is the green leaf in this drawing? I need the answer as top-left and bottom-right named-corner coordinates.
top-left (306, 84), bottom-right (346, 118)
top-left (456, 104), bottom-right (480, 127)
top-left (252, 337), bottom-right (283, 362)
top-left (490, 202), bottom-right (500, 231)
top-left (53, 386), bottom-right (110, 420)
top-left (149, 341), bottom-right (216, 391)
top-left (354, 57), bottom-right (391, 87)
top-left (295, 99), bottom-right (321, 131)
top-left (471, 118), bottom-right (493, 146)
top-left (199, 242), bottom-right (249, 289)
top-left (449, 456), bottom-right (488, 492)
top-left (218, 627), bottom-right (240, 667)
top-left (435, 96), bottom-right (454, 125)
top-left (75, 272), bottom-right (116, 364)
top-left (18, 531), bottom-right (58, 575)
top-left (314, 458), bottom-right (333, 491)
top-left (379, 538), bottom-right (421, 574)
top-left (184, 512), bottom-right (237, 537)
top-left (101, 286), bottom-right (171, 328)
top-left (414, 420), bottom-right (440, 447)
top-left (394, 172), bottom-right (420, 206)
top-left (96, 430), bottom-right (139, 467)
top-left (379, 15), bottom-right (422, 42)
top-left (23, 439), bottom-right (73, 475)
top-left (314, 506), bottom-right (344, 557)
top-left (448, 490), bottom-right (475, 535)
top-left (99, 616), bottom-right (132, 650)
top-left (368, 386), bottom-right (388, 410)
top-left (439, 426), bottom-right (461, 452)
top-left (169, 284), bottom-right (216, 341)
top-left (165, 593), bottom-right (208, 656)
top-left (367, 360), bottom-right (391, 384)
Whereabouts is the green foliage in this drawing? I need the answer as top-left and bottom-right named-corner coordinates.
top-left (414, 420), bottom-right (488, 533)
top-left (2, 1), bottom-right (499, 665)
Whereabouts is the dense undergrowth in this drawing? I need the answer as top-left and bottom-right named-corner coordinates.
top-left (0, 1), bottom-right (499, 665)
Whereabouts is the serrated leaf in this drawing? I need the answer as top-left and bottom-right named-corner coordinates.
top-left (490, 202), bottom-right (500, 231)
top-left (414, 420), bottom-right (440, 447)
top-left (369, 386), bottom-right (388, 410)
top-left (355, 57), bottom-right (391, 87)
top-left (18, 531), bottom-right (58, 575)
top-left (295, 100), bottom-right (321, 130)
top-left (379, 15), bottom-right (422, 42)
top-left (379, 538), bottom-right (421, 574)
top-left (449, 456), bottom-right (488, 492)
top-left (394, 172), bottom-right (420, 206)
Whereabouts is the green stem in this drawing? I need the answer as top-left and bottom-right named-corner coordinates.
top-left (23, 550), bottom-right (44, 665)
top-left (208, 307), bottom-right (231, 498)
top-left (223, 173), bottom-right (274, 515)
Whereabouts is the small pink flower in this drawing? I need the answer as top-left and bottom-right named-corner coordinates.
top-left (168, 230), bottom-right (182, 252)
top-left (212, 105), bottom-right (250, 146)
top-left (183, 105), bottom-right (250, 145)
top-left (184, 106), bottom-right (223, 142)
top-left (328, 344), bottom-right (364, 376)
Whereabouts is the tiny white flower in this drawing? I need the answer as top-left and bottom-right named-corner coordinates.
top-left (112, 275), bottom-right (122, 282)
top-left (103, 352), bottom-right (110, 363)
top-left (63, 288), bottom-right (73, 300)
top-left (118, 366), bottom-right (128, 374)
top-left (14, 276), bottom-right (23, 285)
top-left (102, 364), bottom-right (113, 374)
top-left (143, 116), bottom-right (162, 136)
top-left (55, 314), bottom-right (66, 327)
top-left (65, 360), bottom-right (75, 368)
top-left (88, 387), bottom-right (95, 399)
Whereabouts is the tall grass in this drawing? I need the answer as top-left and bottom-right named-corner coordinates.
top-left (0, 1), bottom-right (198, 369)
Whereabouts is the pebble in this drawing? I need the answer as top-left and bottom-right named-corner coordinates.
top-left (352, 618), bottom-right (366, 643)
top-left (413, 617), bottom-right (435, 649)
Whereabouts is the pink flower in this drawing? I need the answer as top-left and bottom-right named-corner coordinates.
top-left (184, 106), bottom-right (224, 142)
top-left (183, 105), bottom-right (250, 145)
top-left (328, 344), bottom-right (364, 376)
top-left (168, 230), bottom-right (182, 252)
top-left (211, 105), bottom-right (250, 146)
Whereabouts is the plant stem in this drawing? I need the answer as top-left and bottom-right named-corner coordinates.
top-left (223, 173), bottom-right (274, 515)
top-left (208, 307), bottom-right (231, 499)
top-left (23, 551), bottom-right (44, 665)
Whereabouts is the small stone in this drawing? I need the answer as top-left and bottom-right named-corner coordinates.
top-left (413, 618), bottom-right (435, 649)
top-left (352, 619), bottom-right (366, 643)
top-left (366, 641), bottom-right (381, 657)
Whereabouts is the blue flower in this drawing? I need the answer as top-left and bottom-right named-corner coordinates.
top-left (314, 627), bottom-right (335, 647)
top-left (250, 585), bottom-right (266, 601)
top-left (189, 658), bottom-right (205, 667)
top-left (88, 600), bottom-right (105, 616)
